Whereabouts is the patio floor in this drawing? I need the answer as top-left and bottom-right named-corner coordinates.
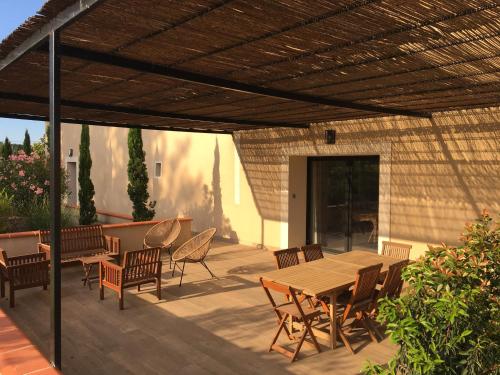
top-left (0, 243), bottom-right (396, 375)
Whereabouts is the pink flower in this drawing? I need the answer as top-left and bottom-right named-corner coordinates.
top-left (44, 180), bottom-right (50, 186)
top-left (19, 170), bottom-right (25, 177)
top-left (35, 187), bottom-right (44, 195)
top-left (10, 182), bottom-right (16, 189)
top-left (30, 184), bottom-right (36, 190)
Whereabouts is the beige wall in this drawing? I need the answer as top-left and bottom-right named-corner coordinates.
top-left (235, 107), bottom-right (500, 258)
top-left (61, 126), bottom-right (263, 247)
top-left (60, 106), bottom-right (500, 258)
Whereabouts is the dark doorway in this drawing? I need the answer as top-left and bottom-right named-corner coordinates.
top-left (306, 156), bottom-right (379, 252)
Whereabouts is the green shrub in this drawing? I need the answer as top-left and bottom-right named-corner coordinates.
top-left (364, 212), bottom-right (499, 374)
top-left (25, 201), bottom-right (77, 231)
top-left (127, 128), bottom-right (155, 221)
top-left (78, 125), bottom-right (96, 224)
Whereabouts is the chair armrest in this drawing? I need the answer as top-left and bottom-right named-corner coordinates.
top-left (7, 260), bottom-right (50, 287)
top-left (100, 260), bottom-right (123, 287)
top-left (104, 235), bottom-right (121, 255)
top-left (38, 243), bottom-right (51, 259)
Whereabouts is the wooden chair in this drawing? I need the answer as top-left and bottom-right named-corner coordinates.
top-left (381, 241), bottom-right (412, 260)
top-left (336, 263), bottom-right (383, 354)
top-left (171, 228), bottom-right (217, 287)
top-left (0, 249), bottom-right (49, 308)
top-left (99, 247), bottom-right (162, 310)
top-left (300, 244), bottom-right (324, 262)
top-left (273, 247), bottom-right (300, 269)
top-left (260, 277), bottom-right (322, 362)
top-left (372, 260), bottom-right (408, 311)
top-left (143, 219), bottom-right (181, 268)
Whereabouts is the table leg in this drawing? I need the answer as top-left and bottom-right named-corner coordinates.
top-left (329, 293), bottom-right (337, 349)
top-left (87, 263), bottom-right (94, 290)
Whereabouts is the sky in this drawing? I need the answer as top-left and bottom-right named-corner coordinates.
top-left (0, 0), bottom-right (46, 144)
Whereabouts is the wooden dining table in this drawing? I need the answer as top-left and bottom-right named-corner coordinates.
top-left (260, 250), bottom-right (402, 349)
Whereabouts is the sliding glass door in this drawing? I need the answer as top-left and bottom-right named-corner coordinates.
top-left (306, 156), bottom-right (379, 252)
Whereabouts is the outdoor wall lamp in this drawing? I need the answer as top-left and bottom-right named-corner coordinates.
top-left (325, 129), bottom-right (336, 144)
top-left (68, 148), bottom-right (73, 157)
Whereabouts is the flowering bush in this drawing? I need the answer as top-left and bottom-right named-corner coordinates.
top-left (0, 150), bottom-right (67, 215)
top-left (364, 211), bottom-right (499, 374)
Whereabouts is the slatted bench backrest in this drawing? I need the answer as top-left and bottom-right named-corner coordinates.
top-left (39, 225), bottom-right (106, 257)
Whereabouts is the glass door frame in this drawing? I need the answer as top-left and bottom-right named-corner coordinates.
top-left (305, 155), bottom-right (380, 253)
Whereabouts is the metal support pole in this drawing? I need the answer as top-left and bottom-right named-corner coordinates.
top-left (49, 30), bottom-right (62, 370)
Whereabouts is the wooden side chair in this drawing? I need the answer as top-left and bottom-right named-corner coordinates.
top-left (171, 228), bottom-right (217, 287)
top-left (381, 241), bottom-right (412, 260)
top-left (260, 277), bottom-right (322, 362)
top-left (143, 218), bottom-right (181, 268)
top-left (273, 247), bottom-right (300, 269)
top-left (336, 263), bottom-right (383, 354)
top-left (300, 244), bottom-right (324, 262)
top-left (0, 249), bottom-right (49, 308)
top-left (99, 247), bottom-right (162, 310)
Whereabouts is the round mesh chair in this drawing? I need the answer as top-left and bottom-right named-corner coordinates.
top-left (143, 219), bottom-right (181, 268)
top-left (171, 228), bottom-right (217, 287)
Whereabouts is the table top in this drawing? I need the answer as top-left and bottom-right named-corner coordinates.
top-left (260, 250), bottom-right (401, 297)
top-left (78, 254), bottom-right (114, 265)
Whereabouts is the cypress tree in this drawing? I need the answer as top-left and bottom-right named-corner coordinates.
top-left (127, 128), bottom-right (155, 221)
top-left (78, 125), bottom-right (97, 224)
top-left (23, 129), bottom-right (32, 154)
top-left (1, 137), bottom-right (12, 159)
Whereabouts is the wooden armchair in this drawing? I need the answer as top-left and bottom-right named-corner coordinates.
top-left (143, 219), bottom-right (181, 268)
top-left (99, 247), bottom-right (162, 310)
top-left (0, 249), bottom-right (49, 308)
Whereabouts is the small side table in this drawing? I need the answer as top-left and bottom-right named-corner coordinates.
top-left (79, 254), bottom-right (115, 290)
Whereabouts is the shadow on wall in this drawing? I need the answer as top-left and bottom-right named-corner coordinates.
top-left (188, 139), bottom-right (238, 242)
top-left (234, 108), bottom-right (500, 245)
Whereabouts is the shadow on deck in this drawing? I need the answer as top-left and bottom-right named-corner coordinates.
top-left (0, 243), bottom-right (396, 375)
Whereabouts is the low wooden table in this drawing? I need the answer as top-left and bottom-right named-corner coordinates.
top-left (260, 250), bottom-right (401, 350)
top-left (79, 254), bottom-right (115, 290)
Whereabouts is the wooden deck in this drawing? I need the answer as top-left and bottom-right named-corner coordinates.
top-left (0, 243), bottom-right (396, 374)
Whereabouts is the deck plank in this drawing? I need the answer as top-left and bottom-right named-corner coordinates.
top-left (0, 244), bottom-right (396, 374)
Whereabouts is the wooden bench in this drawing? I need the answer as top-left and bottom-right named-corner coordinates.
top-left (38, 224), bottom-right (120, 263)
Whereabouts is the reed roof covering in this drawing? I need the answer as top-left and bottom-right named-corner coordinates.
top-left (0, 0), bottom-right (499, 133)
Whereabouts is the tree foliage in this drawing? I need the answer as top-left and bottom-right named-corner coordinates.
top-left (364, 211), bottom-right (499, 375)
top-left (127, 129), bottom-right (155, 221)
top-left (1, 137), bottom-right (12, 159)
top-left (78, 125), bottom-right (96, 224)
top-left (23, 130), bottom-right (32, 155)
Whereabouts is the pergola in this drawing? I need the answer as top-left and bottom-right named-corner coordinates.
top-left (0, 0), bottom-right (499, 369)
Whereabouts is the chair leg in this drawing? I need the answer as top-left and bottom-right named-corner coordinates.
top-left (9, 287), bottom-right (14, 308)
top-left (291, 325), bottom-right (309, 362)
top-left (138, 285), bottom-right (141, 292)
top-left (171, 262), bottom-right (177, 277)
top-left (200, 260), bottom-right (216, 279)
top-left (337, 322), bottom-right (355, 355)
top-left (99, 285), bottom-right (104, 300)
top-left (178, 260), bottom-right (186, 287)
top-left (304, 318), bottom-right (321, 354)
top-left (362, 315), bottom-right (380, 343)
top-left (119, 291), bottom-right (124, 310)
top-left (269, 314), bottom-right (288, 352)
top-left (156, 277), bottom-right (161, 300)
top-left (167, 247), bottom-right (172, 269)
top-left (0, 273), bottom-right (5, 298)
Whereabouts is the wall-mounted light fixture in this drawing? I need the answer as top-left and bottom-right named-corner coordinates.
top-left (68, 148), bottom-right (73, 157)
top-left (325, 129), bottom-right (336, 144)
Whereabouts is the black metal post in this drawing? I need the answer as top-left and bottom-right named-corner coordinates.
top-left (49, 30), bottom-right (62, 370)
